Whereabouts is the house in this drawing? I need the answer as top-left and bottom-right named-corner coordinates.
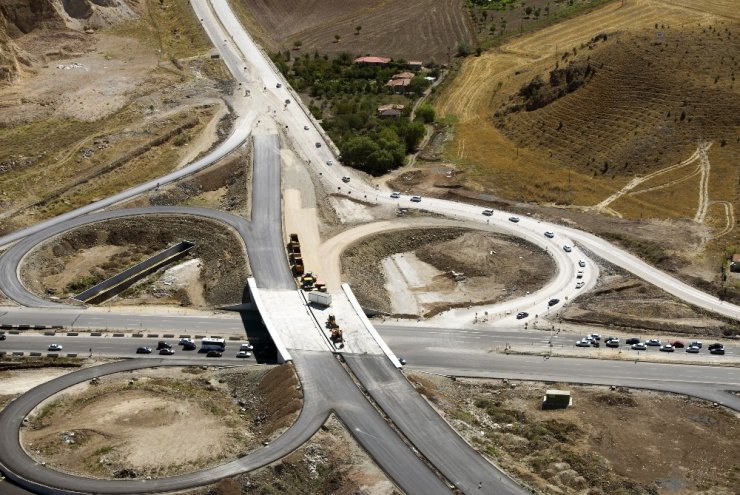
top-left (354, 56), bottom-right (391, 66)
top-left (392, 71), bottom-right (415, 80)
top-left (386, 77), bottom-right (411, 93)
top-left (731, 254), bottom-right (740, 273)
top-left (377, 104), bottom-right (405, 118)
top-left (407, 60), bottom-right (423, 70)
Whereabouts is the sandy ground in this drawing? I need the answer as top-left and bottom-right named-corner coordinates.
top-left (1, 367), bottom-right (78, 395)
top-left (152, 258), bottom-right (206, 307)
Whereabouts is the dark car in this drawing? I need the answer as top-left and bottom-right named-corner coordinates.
top-left (0, 334), bottom-right (6, 340)
top-left (710, 347), bottom-right (725, 355)
top-left (156, 341), bottom-right (172, 350)
top-left (182, 341), bottom-right (196, 351)
top-left (708, 343), bottom-right (723, 351)
top-left (136, 346), bottom-right (152, 354)
top-left (626, 337), bottom-right (641, 345)
top-left (516, 312), bottom-right (529, 319)
top-left (159, 348), bottom-right (175, 355)
top-left (672, 340), bottom-right (685, 348)
top-left (206, 350), bottom-right (222, 357)
top-left (548, 298), bottom-right (560, 307)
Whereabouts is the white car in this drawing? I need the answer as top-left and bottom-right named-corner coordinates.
top-left (326, 160), bottom-right (333, 166)
top-left (390, 192), bottom-right (401, 199)
top-left (685, 346), bottom-right (700, 354)
top-left (578, 259), bottom-right (586, 267)
top-left (563, 245), bottom-right (572, 253)
top-left (236, 350), bottom-right (252, 358)
top-left (240, 342), bottom-right (254, 351)
top-left (544, 231), bottom-right (555, 238)
top-left (575, 339), bottom-right (591, 347)
top-left (509, 216), bottom-right (520, 223)
top-left (48, 344), bottom-right (63, 351)
top-left (482, 209), bottom-right (494, 216)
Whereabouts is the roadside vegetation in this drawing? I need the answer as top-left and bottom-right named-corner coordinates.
top-left (272, 52), bottom-right (435, 175)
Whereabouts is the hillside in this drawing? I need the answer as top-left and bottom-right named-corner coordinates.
top-left (496, 27), bottom-right (739, 180)
top-left (235, 0), bottom-right (474, 63)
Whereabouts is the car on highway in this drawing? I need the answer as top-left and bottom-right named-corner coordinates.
top-left (48, 344), bottom-right (62, 351)
top-left (563, 245), bottom-right (572, 252)
top-left (710, 346), bottom-right (725, 355)
top-left (315, 142), bottom-right (321, 148)
top-left (326, 160), bottom-right (333, 166)
top-left (390, 192), bottom-right (401, 199)
top-left (240, 342), bottom-right (254, 351)
top-left (671, 340), bottom-right (685, 348)
top-left (508, 216), bottom-right (520, 223)
top-left (690, 341), bottom-right (703, 348)
top-left (179, 338), bottom-right (193, 345)
top-left (660, 344), bottom-right (675, 352)
top-left (685, 345), bottom-right (700, 353)
top-left (708, 342), bottom-right (723, 351)
top-left (342, 176), bottom-right (351, 183)
top-left (548, 298), bottom-right (559, 307)
top-left (0, 334), bottom-right (6, 340)
top-left (236, 350), bottom-right (252, 358)
top-left (159, 348), bottom-right (175, 355)
top-left (276, 83), bottom-right (282, 88)
top-left (398, 357), bottom-right (407, 366)
top-left (578, 259), bottom-right (586, 267)
top-left (646, 339), bottom-right (661, 346)
top-left (575, 339), bottom-right (591, 347)
top-left (410, 196), bottom-right (422, 203)
top-left (182, 341), bottom-right (196, 351)
top-left (626, 337), bottom-right (641, 345)
top-left (206, 350), bottom-right (222, 357)
top-left (516, 312), bottom-right (529, 319)
top-left (575, 281), bottom-right (585, 289)
top-left (136, 346), bottom-right (152, 354)
top-left (605, 338), bottom-right (620, 348)
top-left (576, 270), bottom-right (584, 279)
top-left (303, 125), bottom-right (309, 130)
top-left (482, 209), bottom-right (494, 216)
top-left (544, 231), bottom-right (555, 238)
top-left (588, 333), bottom-right (601, 341)
top-left (156, 341), bottom-right (172, 350)
top-left (631, 343), bottom-right (648, 351)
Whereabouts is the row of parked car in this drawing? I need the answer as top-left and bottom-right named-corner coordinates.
top-left (575, 334), bottom-right (727, 355)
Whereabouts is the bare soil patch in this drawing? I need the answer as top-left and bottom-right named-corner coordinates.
top-left (409, 374), bottom-right (740, 495)
top-left (235, 0), bottom-right (474, 63)
top-left (342, 228), bottom-right (554, 316)
top-left (21, 364), bottom-right (300, 479)
top-left (21, 215), bottom-right (250, 308)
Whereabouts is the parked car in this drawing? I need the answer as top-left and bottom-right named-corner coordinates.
top-left (182, 342), bottom-right (196, 351)
top-left (575, 281), bottom-right (585, 289)
top-left (390, 192), bottom-right (401, 199)
top-left (660, 344), bottom-right (675, 352)
top-left (690, 341), bottom-right (703, 348)
top-left (236, 350), bottom-right (252, 358)
top-left (156, 341), bottom-right (171, 350)
top-left (708, 343), bottom-right (723, 351)
top-left (576, 270), bottom-right (584, 279)
top-left (206, 350), bottom-right (222, 357)
top-left (410, 196), bottom-right (422, 202)
top-left (303, 125), bottom-right (309, 130)
top-left (626, 338), bottom-right (641, 345)
top-left (136, 346), bottom-right (152, 354)
top-left (575, 339), bottom-right (591, 347)
top-left (398, 357), bottom-right (407, 366)
top-left (578, 259), bottom-right (586, 267)
top-left (606, 339), bottom-right (620, 348)
top-left (159, 348), bottom-right (175, 355)
top-left (315, 142), bottom-right (321, 148)
top-left (671, 340), bottom-right (685, 348)
top-left (326, 160), bottom-right (333, 166)
top-left (710, 347), bottom-right (725, 355)
top-left (482, 209), bottom-right (494, 216)
top-left (646, 339), bottom-right (661, 346)
top-left (685, 346), bottom-right (700, 353)
top-left (509, 216), bottom-right (520, 223)
top-left (342, 176), bottom-right (351, 183)
top-left (516, 312), bottom-right (529, 319)
top-left (563, 245), bottom-right (572, 252)
top-left (48, 344), bottom-right (63, 351)
top-left (548, 298), bottom-right (560, 307)
top-left (631, 343), bottom-right (648, 351)
top-left (544, 231), bottom-right (555, 238)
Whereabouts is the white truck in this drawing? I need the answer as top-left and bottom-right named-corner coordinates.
top-left (308, 291), bottom-right (332, 307)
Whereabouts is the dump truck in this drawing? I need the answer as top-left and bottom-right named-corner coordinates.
top-left (308, 291), bottom-right (332, 307)
top-left (301, 272), bottom-right (317, 290)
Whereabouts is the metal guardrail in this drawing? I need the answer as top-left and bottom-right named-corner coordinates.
top-left (73, 241), bottom-right (195, 304)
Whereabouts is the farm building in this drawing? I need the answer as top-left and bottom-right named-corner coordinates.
top-left (386, 77), bottom-right (411, 93)
top-left (354, 56), bottom-right (391, 66)
top-left (392, 71), bottom-right (415, 80)
top-left (377, 104), bottom-right (405, 118)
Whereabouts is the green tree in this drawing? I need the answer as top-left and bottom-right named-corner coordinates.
top-left (416, 104), bottom-right (436, 124)
top-left (355, 25), bottom-right (362, 35)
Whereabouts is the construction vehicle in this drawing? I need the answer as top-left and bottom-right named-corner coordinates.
top-left (288, 233), bottom-right (304, 275)
top-left (330, 328), bottom-right (343, 343)
top-left (301, 272), bottom-right (317, 290)
top-left (314, 281), bottom-right (327, 292)
top-left (326, 314), bottom-right (339, 329)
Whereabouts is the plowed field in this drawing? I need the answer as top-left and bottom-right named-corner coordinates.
top-left (236, 0), bottom-right (474, 62)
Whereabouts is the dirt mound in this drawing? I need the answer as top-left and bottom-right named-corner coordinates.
top-left (495, 26), bottom-right (739, 179)
top-left (241, 0), bottom-right (474, 62)
top-left (0, 0), bottom-right (138, 36)
top-left (21, 215), bottom-right (250, 307)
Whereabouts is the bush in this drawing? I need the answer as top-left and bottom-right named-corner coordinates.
top-left (416, 104), bottom-right (436, 123)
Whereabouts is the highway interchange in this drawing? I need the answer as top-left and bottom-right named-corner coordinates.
top-left (0, 0), bottom-right (739, 494)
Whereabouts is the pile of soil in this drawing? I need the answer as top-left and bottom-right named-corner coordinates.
top-left (409, 374), bottom-right (740, 495)
top-left (21, 215), bottom-right (250, 307)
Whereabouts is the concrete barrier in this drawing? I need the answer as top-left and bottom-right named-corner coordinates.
top-left (67, 353), bottom-right (78, 358)
top-left (132, 334), bottom-right (143, 338)
top-left (43, 331), bottom-right (56, 336)
top-left (0, 324), bottom-right (12, 329)
top-left (90, 332), bottom-right (102, 337)
top-left (228, 336), bottom-right (241, 341)
top-left (9, 330), bottom-right (20, 335)
top-left (179, 335), bottom-right (191, 339)
top-left (147, 334), bottom-right (158, 338)
top-left (17, 324), bottom-right (29, 330)
top-left (47, 353), bottom-right (59, 358)
top-left (113, 333), bottom-right (125, 337)
top-left (247, 278), bottom-right (292, 364)
top-left (74, 240), bottom-right (196, 304)
top-left (29, 352), bottom-right (42, 357)
top-left (67, 332), bottom-right (78, 336)
top-left (12, 351), bottom-right (23, 356)
top-left (342, 283), bottom-right (402, 368)
top-left (163, 334), bottom-right (174, 338)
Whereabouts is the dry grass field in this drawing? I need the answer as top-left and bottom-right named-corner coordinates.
top-left (233, 0), bottom-right (474, 62)
top-left (434, 0), bottom-right (739, 252)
